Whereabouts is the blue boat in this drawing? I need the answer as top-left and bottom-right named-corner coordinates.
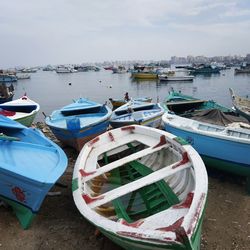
top-left (0, 73), bottom-right (17, 82)
top-left (45, 98), bottom-right (112, 151)
top-left (110, 100), bottom-right (164, 128)
top-left (162, 111), bottom-right (250, 192)
top-left (0, 115), bottom-right (68, 229)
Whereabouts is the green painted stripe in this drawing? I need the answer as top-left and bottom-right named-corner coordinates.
top-left (173, 137), bottom-right (189, 145)
top-left (72, 178), bottom-right (79, 192)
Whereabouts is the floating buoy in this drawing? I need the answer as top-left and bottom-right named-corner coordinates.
top-left (69, 82), bottom-right (72, 85)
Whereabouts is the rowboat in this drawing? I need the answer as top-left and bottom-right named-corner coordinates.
top-left (162, 90), bottom-right (231, 114)
top-left (0, 94), bottom-right (40, 126)
top-left (45, 98), bottom-right (112, 151)
top-left (229, 88), bottom-right (250, 122)
top-left (110, 100), bottom-right (164, 128)
top-left (0, 115), bottom-right (67, 229)
top-left (109, 97), bottom-right (152, 110)
top-left (72, 125), bottom-right (208, 250)
top-left (158, 74), bottom-right (194, 81)
top-left (162, 111), bottom-right (250, 191)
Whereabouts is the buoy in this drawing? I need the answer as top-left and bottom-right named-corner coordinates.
top-left (69, 82), bottom-right (72, 85)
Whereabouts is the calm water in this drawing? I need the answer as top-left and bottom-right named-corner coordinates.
top-left (12, 68), bottom-right (250, 122)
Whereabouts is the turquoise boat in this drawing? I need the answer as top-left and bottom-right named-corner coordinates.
top-left (73, 125), bottom-right (208, 250)
top-left (0, 115), bottom-right (68, 229)
top-left (45, 98), bottom-right (112, 151)
top-left (162, 91), bottom-right (250, 192)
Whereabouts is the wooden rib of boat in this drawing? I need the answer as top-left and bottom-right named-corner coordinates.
top-left (109, 97), bottom-right (152, 110)
top-left (72, 125), bottom-right (208, 250)
top-left (0, 94), bottom-right (40, 126)
top-left (229, 88), bottom-right (250, 122)
top-left (45, 98), bottom-right (112, 151)
top-left (162, 111), bottom-right (250, 192)
top-left (110, 100), bottom-right (164, 129)
top-left (0, 115), bottom-right (68, 229)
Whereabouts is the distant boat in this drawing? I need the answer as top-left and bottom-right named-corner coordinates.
top-left (189, 65), bottom-right (220, 74)
top-left (0, 115), bottom-right (67, 229)
top-left (0, 94), bottom-right (40, 126)
top-left (0, 73), bottom-right (17, 82)
top-left (45, 98), bottom-right (112, 151)
top-left (131, 72), bottom-right (158, 79)
top-left (0, 83), bottom-right (14, 104)
top-left (72, 125), bottom-right (208, 250)
top-left (109, 96), bottom-right (152, 110)
top-left (56, 66), bottom-right (77, 73)
top-left (110, 100), bottom-right (164, 128)
top-left (16, 74), bottom-right (31, 80)
top-left (112, 66), bottom-right (127, 74)
top-left (229, 88), bottom-right (250, 121)
top-left (158, 73), bottom-right (194, 82)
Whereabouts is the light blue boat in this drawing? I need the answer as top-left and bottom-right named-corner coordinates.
top-left (110, 100), bottom-right (164, 128)
top-left (162, 112), bottom-right (250, 192)
top-left (45, 98), bottom-right (112, 151)
top-left (0, 115), bottom-right (68, 229)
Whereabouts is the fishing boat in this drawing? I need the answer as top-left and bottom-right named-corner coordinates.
top-left (131, 72), bottom-right (158, 79)
top-left (0, 94), bottom-right (40, 127)
top-left (0, 83), bottom-right (14, 104)
top-left (45, 98), bottom-right (112, 151)
top-left (189, 65), bottom-right (220, 74)
top-left (0, 73), bottom-right (17, 82)
top-left (162, 90), bottom-right (230, 114)
top-left (0, 115), bottom-right (67, 229)
top-left (229, 88), bottom-right (250, 121)
top-left (110, 100), bottom-right (164, 128)
top-left (162, 110), bottom-right (250, 191)
top-left (16, 74), bottom-right (31, 80)
top-left (109, 96), bottom-right (152, 110)
top-left (158, 74), bottom-right (194, 82)
top-left (72, 125), bottom-right (208, 250)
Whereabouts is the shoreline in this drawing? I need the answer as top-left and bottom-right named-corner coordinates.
top-left (0, 122), bottom-right (250, 249)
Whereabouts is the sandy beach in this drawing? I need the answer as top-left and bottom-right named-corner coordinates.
top-left (0, 123), bottom-right (250, 250)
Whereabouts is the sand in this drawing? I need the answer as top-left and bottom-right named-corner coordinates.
top-left (0, 123), bottom-right (250, 250)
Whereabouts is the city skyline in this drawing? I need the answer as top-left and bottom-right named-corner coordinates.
top-left (1, 0), bottom-right (250, 68)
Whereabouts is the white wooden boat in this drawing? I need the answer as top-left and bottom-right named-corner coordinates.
top-left (0, 94), bottom-right (40, 126)
top-left (110, 100), bottom-right (164, 128)
top-left (158, 74), bottom-right (194, 81)
top-left (73, 125), bottom-right (208, 250)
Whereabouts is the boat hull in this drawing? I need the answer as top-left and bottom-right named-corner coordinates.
top-left (15, 111), bottom-right (38, 126)
top-left (164, 124), bottom-right (250, 176)
top-left (132, 73), bottom-right (158, 79)
top-left (49, 119), bottom-right (110, 151)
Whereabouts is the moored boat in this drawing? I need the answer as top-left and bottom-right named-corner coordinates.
top-left (229, 88), bottom-right (250, 121)
top-left (0, 115), bottom-right (68, 229)
top-left (109, 96), bottom-right (152, 110)
top-left (162, 110), bottom-right (250, 191)
top-left (72, 125), bottom-right (208, 250)
top-left (0, 83), bottom-right (14, 104)
top-left (158, 74), bottom-right (194, 81)
top-left (45, 98), bottom-right (112, 151)
top-left (110, 100), bottom-right (164, 128)
top-left (0, 94), bottom-right (40, 126)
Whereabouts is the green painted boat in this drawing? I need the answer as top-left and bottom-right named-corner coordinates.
top-left (73, 125), bottom-right (208, 250)
top-left (0, 94), bottom-right (40, 126)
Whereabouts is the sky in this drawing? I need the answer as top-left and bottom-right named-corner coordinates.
top-left (0, 0), bottom-right (250, 68)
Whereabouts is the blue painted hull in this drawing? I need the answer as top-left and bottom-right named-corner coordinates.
top-left (49, 119), bottom-right (110, 151)
top-left (0, 115), bottom-right (68, 228)
top-left (164, 124), bottom-right (250, 175)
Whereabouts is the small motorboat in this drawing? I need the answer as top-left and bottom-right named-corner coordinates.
top-left (45, 98), bottom-right (112, 151)
top-left (72, 125), bottom-right (208, 250)
top-left (0, 115), bottom-right (68, 229)
top-left (110, 100), bottom-right (164, 128)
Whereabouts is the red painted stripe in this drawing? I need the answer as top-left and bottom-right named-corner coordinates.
top-left (88, 136), bottom-right (100, 146)
top-left (173, 192), bottom-right (194, 209)
top-left (82, 194), bottom-right (104, 204)
top-left (120, 219), bottom-right (144, 228)
top-left (153, 135), bottom-right (167, 148)
top-left (156, 217), bottom-right (184, 232)
top-left (79, 169), bottom-right (96, 177)
top-left (121, 126), bottom-right (135, 131)
top-left (172, 152), bottom-right (189, 169)
top-left (108, 132), bottom-right (115, 141)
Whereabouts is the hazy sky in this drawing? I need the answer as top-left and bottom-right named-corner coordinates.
top-left (1, 0), bottom-right (250, 68)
